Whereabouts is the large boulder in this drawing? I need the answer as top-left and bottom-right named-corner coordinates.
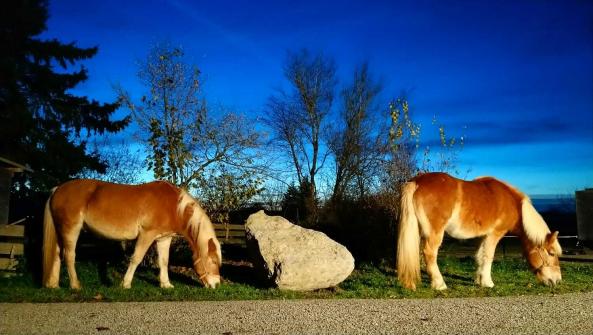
top-left (245, 210), bottom-right (355, 291)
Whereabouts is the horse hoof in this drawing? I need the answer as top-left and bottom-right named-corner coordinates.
top-left (481, 281), bottom-right (494, 288)
top-left (121, 282), bottom-right (131, 289)
top-left (433, 282), bottom-right (447, 290)
top-left (476, 278), bottom-right (495, 288)
top-left (160, 283), bottom-right (174, 289)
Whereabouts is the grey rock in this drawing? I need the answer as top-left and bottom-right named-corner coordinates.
top-left (245, 210), bottom-right (355, 291)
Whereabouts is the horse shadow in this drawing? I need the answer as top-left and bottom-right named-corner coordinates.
top-left (443, 272), bottom-right (474, 284)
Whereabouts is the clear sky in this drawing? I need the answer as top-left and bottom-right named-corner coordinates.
top-left (42, 0), bottom-right (592, 195)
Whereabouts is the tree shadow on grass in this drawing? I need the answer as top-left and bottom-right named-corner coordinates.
top-left (444, 273), bottom-right (474, 284)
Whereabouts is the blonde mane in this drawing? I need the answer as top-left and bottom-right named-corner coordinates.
top-left (177, 189), bottom-right (222, 263)
top-left (521, 197), bottom-right (562, 254)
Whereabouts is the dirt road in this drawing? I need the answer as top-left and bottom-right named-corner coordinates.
top-left (1, 292), bottom-right (592, 334)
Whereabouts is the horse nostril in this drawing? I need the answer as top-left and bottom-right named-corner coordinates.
top-left (205, 279), bottom-right (219, 289)
top-left (548, 278), bottom-right (560, 286)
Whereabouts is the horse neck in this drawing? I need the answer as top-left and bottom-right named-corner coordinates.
top-left (184, 213), bottom-right (215, 259)
top-left (518, 231), bottom-right (535, 252)
top-left (187, 235), bottom-right (201, 260)
top-left (517, 229), bottom-right (540, 268)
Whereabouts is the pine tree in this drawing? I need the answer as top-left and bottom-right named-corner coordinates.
top-left (0, 0), bottom-right (129, 192)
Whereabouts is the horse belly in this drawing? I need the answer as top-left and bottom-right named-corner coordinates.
top-left (445, 220), bottom-right (484, 239)
top-left (444, 203), bottom-right (490, 239)
top-left (84, 217), bottom-right (140, 241)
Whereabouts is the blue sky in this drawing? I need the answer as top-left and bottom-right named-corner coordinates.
top-left (42, 0), bottom-right (592, 195)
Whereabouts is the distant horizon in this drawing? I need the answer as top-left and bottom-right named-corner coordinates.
top-left (530, 194), bottom-right (579, 199)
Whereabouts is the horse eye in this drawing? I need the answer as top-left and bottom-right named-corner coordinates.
top-left (549, 251), bottom-right (555, 256)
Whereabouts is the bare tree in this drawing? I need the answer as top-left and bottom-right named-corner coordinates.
top-left (329, 63), bottom-right (386, 200)
top-left (116, 43), bottom-right (262, 191)
top-left (264, 49), bottom-right (337, 224)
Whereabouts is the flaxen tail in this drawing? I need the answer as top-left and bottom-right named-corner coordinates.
top-left (42, 187), bottom-right (58, 287)
top-left (396, 181), bottom-right (421, 290)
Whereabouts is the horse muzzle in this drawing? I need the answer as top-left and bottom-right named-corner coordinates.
top-left (202, 274), bottom-right (221, 289)
top-left (537, 266), bottom-right (562, 286)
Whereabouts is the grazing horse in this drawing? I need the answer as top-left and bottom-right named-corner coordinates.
top-left (397, 172), bottom-right (562, 290)
top-left (42, 179), bottom-right (222, 289)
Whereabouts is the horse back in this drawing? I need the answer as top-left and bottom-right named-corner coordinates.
top-left (411, 173), bottom-right (460, 232)
top-left (411, 173), bottom-right (523, 237)
top-left (51, 179), bottom-right (182, 240)
top-left (463, 177), bottom-right (523, 231)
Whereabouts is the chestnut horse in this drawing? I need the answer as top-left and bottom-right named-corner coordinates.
top-left (397, 172), bottom-right (562, 290)
top-left (42, 179), bottom-right (222, 289)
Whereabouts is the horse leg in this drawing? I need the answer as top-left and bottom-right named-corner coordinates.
top-left (62, 222), bottom-right (83, 290)
top-left (475, 230), bottom-right (506, 288)
top-left (122, 231), bottom-right (157, 289)
top-left (156, 236), bottom-right (174, 288)
top-left (423, 230), bottom-right (447, 290)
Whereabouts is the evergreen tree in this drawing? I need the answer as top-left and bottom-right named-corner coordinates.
top-left (0, 0), bottom-right (129, 193)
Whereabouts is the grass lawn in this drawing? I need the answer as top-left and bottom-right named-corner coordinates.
top-left (1, 256), bottom-right (592, 303)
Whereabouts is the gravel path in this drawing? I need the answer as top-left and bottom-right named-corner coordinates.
top-left (1, 292), bottom-right (592, 334)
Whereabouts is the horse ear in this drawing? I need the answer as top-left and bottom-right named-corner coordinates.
top-left (546, 231), bottom-right (559, 245)
top-left (207, 238), bottom-right (221, 265)
top-left (208, 238), bottom-right (216, 253)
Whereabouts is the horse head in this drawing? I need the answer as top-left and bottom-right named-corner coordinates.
top-left (179, 189), bottom-right (223, 288)
top-left (527, 231), bottom-right (562, 286)
top-left (193, 237), bottom-right (221, 288)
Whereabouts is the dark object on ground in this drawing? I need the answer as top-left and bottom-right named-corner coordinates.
top-left (576, 189), bottom-right (593, 248)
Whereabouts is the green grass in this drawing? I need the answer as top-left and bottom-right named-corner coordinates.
top-left (1, 257), bottom-right (592, 303)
